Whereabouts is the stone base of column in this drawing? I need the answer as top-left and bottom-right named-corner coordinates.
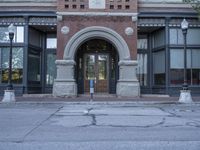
top-left (117, 80), bottom-right (140, 97)
top-left (53, 80), bottom-right (77, 98)
top-left (179, 90), bottom-right (193, 103)
top-left (2, 90), bottom-right (16, 102)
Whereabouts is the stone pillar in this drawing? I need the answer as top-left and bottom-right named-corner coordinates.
top-left (117, 60), bottom-right (140, 97)
top-left (53, 60), bottom-right (77, 97)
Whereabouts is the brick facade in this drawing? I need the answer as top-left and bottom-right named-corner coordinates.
top-left (56, 0), bottom-right (138, 59)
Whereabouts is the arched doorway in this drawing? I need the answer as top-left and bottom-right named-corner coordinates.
top-left (53, 26), bottom-right (140, 97)
top-left (76, 39), bottom-right (118, 94)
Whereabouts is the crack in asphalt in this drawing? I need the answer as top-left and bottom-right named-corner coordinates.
top-left (49, 105), bottom-right (200, 129)
top-left (21, 106), bottom-right (64, 142)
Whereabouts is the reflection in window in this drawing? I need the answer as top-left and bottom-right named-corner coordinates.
top-left (170, 49), bottom-right (200, 85)
top-left (0, 47), bottom-right (23, 84)
top-left (170, 28), bottom-right (200, 45)
top-left (137, 39), bottom-right (147, 49)
top-left (29, 28), bottom-right (42, 47)
top-left (46, 53), bottom-right (56, 85)
top-left (152, 29), bottom-right (165, 48)
top-left (85, 55), bottom-right (95, 80)
top-left (153, 50), bottom-right (165, 85)
top-left (137, 54), bottom-right (147, 86)
top-left (47, 38), bottom-right (57, 49)
top-left (28, 49), bottom-right (40, 83)
top-left (0, 26), bottom-right (24, 43)
top-left (98, 55), bottom-right (107, 80)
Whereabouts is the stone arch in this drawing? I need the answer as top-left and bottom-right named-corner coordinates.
top-left (53, 26), bottom-right (140, 97)
top-left (63, 26), bottom-right (131, 61)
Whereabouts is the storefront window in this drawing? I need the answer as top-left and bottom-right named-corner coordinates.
top-left (0, 26), bottom-right (24, 43)
top-left (153, 50), bottom-right (165, 85)
top-left (170, 49), bottom-right (200, 85)
top-left (0, 47), bottom-right (23, 84)
top-left (170, 28), bottom-right (200, 45)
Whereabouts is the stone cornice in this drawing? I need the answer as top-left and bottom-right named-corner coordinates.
top-left (57, 12), bottom-right (138, 17)
top-left (0, 3), bottom-right (56, 7)
top-left (55, 60), bottom-right (76, 66)
top-left (118, 60), bottom-right (138, 66)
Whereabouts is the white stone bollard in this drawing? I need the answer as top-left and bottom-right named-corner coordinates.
top-left (179, 90), bottom-right (193, 103)
top-left (2, 90), bottom-right (16, 102)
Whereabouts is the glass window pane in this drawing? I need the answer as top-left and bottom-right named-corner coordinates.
top-left (191, 49), bottom-right (200, 85)
top-left (0, 47), bottom-right (23, 84)
top-left (137, 54), bottom-right (147, 86)
top-left (152, 29), bottom-right (165, 48)
top-left (169, 29), bottom-right (178, 44)
top-left (29, 28), bottom-right (42, 47)
top-left (0, 26), bottom-right (24, 43)
top-left (187, 29), bottom-right (200, 45)
top-left (153, 50), bottom-right (165, 85)
top-left (177, 29), bottom-right (184, 45)
top-left (170, 49), bottom-right (184, 85)
top-left (170, 49), bottom-right (200, 85)
top-left (170, 28), bottom-right (200, 45)
top-left (0, 27), bottom-right (9, 43)
top-left (47, 38), bottom-right (57, 49)
top-left (137, 39), bottom-right (147, 49)
top-left (46, 53), bottom-right (56, 85)
top-left (85, 55), bottom-right (95, 80)
top-left (16, 27), bottom-right (24, 43)
top-left (98, 55), bottom-right (107, 80)
top-left (170, 49), bottom-right (184, 69)
top-left (28, 49), bottom-right (40, 83)
top-left (191, 49), bottom-right (200, 69)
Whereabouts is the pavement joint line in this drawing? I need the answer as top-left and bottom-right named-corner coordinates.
top-left (22, 106), bottom-right (64, 142)
top-left (1, 101), bottom-right (200, 105)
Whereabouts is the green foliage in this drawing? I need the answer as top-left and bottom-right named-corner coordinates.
top-left (183, 0), bottom-right (200, 13)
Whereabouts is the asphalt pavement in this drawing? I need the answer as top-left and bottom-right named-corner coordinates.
top-left (0, 96), bottom-right (200, 150)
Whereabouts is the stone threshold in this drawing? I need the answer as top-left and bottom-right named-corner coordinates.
top-left (22, 93), bottom-right (170, 98)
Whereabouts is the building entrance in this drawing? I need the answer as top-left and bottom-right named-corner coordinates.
top-left (76, 39), bottom-right (118, 94)
top-left (84, 54), bottom-right (109, 93)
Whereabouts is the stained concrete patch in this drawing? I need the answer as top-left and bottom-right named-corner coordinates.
top-left (163, 117), bottom-right (200, 127)
top-left (51, 116), bottom-right (92, 127)
top-left (96, 116), bottom-right (164, 127)
top-left (90, 107), bottom-right (170, 116)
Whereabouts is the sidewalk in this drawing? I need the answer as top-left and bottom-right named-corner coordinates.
top-left (1, 94), bottom-right (199, 104)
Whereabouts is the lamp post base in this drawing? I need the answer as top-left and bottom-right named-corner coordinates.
top-left (179, 90), bottom-right (193, 103)
top-left (2, 90), bottom-right (16, 102)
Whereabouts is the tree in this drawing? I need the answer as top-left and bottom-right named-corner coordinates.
top-left (183, 0), bottom-right (200, 14)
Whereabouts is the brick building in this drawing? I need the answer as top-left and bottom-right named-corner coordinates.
top-left (0, 0), bottom-right (199, 97)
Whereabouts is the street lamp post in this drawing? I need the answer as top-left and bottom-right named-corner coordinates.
top-left (8, 24), bottom-right (15, 90)
top-left (2, 24), bottom-right (16, 102)
top-left (179, 19), bottom-right (193, 103)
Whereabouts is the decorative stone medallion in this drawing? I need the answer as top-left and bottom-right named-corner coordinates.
top-left (61, 26), bottom-right (70, 35)
top-left (125, 27), bottom-right (134, 36)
